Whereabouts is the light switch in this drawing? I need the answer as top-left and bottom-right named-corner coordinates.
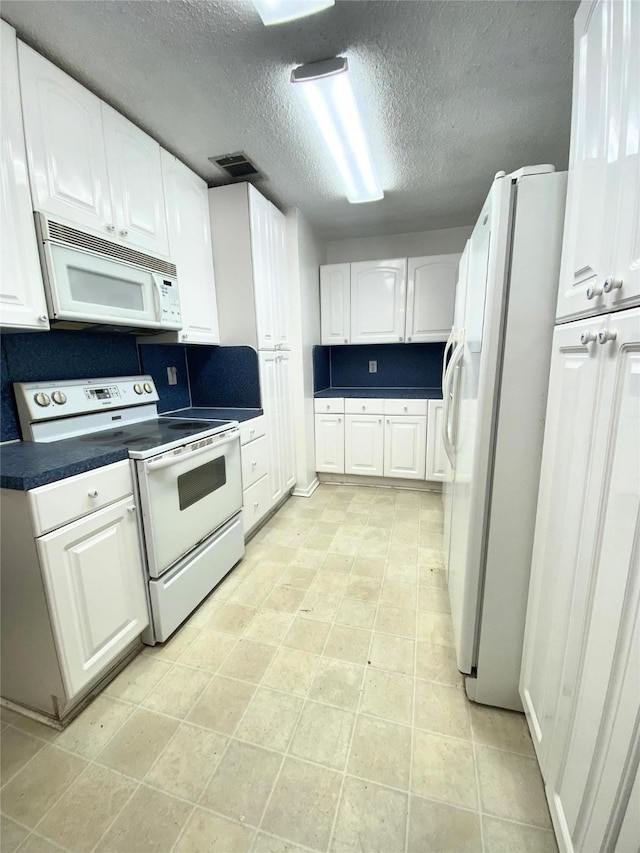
top-left (167, 366), bottom-right (178, 385)
top-left (368, 360), bottom-right (377, 373)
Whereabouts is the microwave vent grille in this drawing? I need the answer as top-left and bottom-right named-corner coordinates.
top-left (46, 220), bottom-right (177, 277)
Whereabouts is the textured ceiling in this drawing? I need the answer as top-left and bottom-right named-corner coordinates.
top-left (1, 0), bottom-right (577, 239)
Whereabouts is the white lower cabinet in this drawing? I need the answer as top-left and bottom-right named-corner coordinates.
top-left (315, 414), bottom-right (345, 474)
top-left (38, 495), bottom-right (148, 700)
top-left (384, 416), bottom-right (426, 479)
top-left (344, 414), bottom-right (384, 476)
top-left (240, 417), bottom-right (271, 536)
top-left (521, 307), bottom-right (640, 852)
top-left (243, 475), bottom-right (271, 536)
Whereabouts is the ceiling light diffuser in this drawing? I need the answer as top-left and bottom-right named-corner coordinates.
top-left (253, 0), bottom-right (334, 26)
top-left (291, 57), bottom-right (384, 204)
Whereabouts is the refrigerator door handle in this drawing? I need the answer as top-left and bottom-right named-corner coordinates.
top-left (442, 329), bottom-right (455, 392)
top-left (442, 342), bottom-right (464, 465)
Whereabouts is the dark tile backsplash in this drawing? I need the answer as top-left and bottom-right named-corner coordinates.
top-left (312, 342), bottom-right (445, 392)
top-left (1, 331), bottom-right (262, 443)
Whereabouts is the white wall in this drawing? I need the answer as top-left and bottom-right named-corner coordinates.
top-left (326, 225), bottom-right (472, 263)
top-left (286, 208), bottom-right (325, 496)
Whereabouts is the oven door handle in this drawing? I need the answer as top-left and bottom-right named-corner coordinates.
top-left (144, 430), bottom-right (239, 472)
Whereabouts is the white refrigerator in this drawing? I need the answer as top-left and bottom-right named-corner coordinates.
top-left (442, 165), bottom-right (567, 710)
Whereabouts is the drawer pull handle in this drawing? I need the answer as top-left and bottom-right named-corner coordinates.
top-left (88, 490), bottom-right (99, 498)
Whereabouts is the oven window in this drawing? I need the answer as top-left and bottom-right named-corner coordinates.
top-left (177, 456), bottom-right (227, 510)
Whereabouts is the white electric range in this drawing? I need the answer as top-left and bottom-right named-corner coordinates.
top-left (14, 375), bottom-right (245, 642)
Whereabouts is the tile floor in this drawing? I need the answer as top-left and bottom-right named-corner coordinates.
top-left (1, 484), bottom-right (557, 853)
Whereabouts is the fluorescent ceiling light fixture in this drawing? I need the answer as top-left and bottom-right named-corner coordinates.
top-left (291, 57), bottom-right (384, 204)
top-left (253, 0), bottom-right (334, 26)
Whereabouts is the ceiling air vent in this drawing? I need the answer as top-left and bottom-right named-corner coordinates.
top-left (208, 152), bottom-right (263, 181)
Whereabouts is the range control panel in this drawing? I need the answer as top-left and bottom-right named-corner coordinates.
top-left (14, 375), bottom-right (160, 424)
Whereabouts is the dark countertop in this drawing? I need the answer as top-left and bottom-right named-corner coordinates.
top-left (162, 407), bottom-right (264, 422)
top-left (0, 440), bottom-right (130, 491)
top-left (314, 387), bottom-right (443, 399)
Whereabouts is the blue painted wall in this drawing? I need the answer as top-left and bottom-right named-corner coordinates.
top-left (312, 342), bottom-right (445, 392)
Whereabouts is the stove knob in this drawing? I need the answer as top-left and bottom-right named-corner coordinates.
top-left (143, 382), bottom-right (153, 393)
top-left (133, 384), bottom-right (143, 395)
top-left (52, 391), bottom-right (67, 405)
top-left (33, 392), bottom-right (51, 407)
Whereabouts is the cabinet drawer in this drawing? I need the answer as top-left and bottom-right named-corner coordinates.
top-left (314, 398), bottom-right (344, 414)
top-left (243, 474), bottom-right (271, 535)
top-left (29, 460), bottom-right (133, 536)
top-left (240, 416), bottom-right (266, 446)
top-left (344, 398), bottom-right (385, 415)
top-left (384, 399), bottom-right (428, 416)
top-left (242, 435), bottom-right (269, 489)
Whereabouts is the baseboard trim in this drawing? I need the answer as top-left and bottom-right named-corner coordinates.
top-left (317, 473), bottom-right (443, 493)
top-left (292, 478), bottom-right (320, 498)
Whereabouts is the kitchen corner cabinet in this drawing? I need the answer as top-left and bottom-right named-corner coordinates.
top-left (18, 43), bottom-right (169, 258)
top-left (520, 307), bottom-right (640, 852)
top-left (0, 23), bottom-right (49, 331)
top-left (406, 254), bottom-right (461, 342)
top-left (209, 182), bottom-right (289, 351)
top-left (556, 0), bottom-right (639, 322)
top-left (350, 259), bottom-right (407, 344)
top-left (320, 264), bottom-right (351, 345)
top-left (155, 151), bottom-right (220, 345)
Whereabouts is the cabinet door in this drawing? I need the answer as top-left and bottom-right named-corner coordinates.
top-left (250, 186), bottom-right (276, 349)
top-left (37, 496), bottom-right (148, 699)
top-left (0, 25), bottom-right (49, 331)
top-left (103, 105), bottom-right (169, 257)
top-left (315, 414), bottom-right (345, 474)
top-left (320, 264), bottom-right (351, 344)
top-left (271, 206), bottom-right (290, 350)
top-left (544, 307), bottom-right (640, 852)
top-left (278, 352), bottom-right (296, 490)
top-left (18, 42), bottom-right (114, 237)
top-left (520, 317), bottom-right (602, 773)
top-left (259, 351), bottom-right (282, 506)
top-left (384, 416), bottom-right (426, 480)
top-left (608, 0), bottom-right (639, 312)
top-left (406, 255), bottom-right (460, 343)
top-left (425, 399), bottom-right (446, 481)
top-left (161, 151), bottom-right (219, 344)
top-left (345, 415), bottom-right (384, 476)
top-left (350, 259), bottom-right (407, 344)
top-left (556, 0), bottom-right (621, 321)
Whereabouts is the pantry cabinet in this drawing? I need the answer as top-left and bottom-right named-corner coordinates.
top-left (320, 264), bottom-right (351, 345)
top-left (157, 150), bottom-right (220, 345)
top-left (210, 182), bottom-right (289, 351)
top-left (556, 0), bottom-right (639, 322)
top-left (406, 254), bottom-right (460, 342)
top-left (18, 43), bottom-right (169, 258)
top-left (0, 23), bottom-right (49, 331)
top-left (350, 259), bottom-right (407, 344)
top-left (259, 351), bottom-right (295, 510)
top-left (520, 308), bottom-right (640, 852)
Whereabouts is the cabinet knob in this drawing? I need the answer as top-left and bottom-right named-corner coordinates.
top-left (580, 331), bottom-right (597, 345)
top-left (586, 284), bottom-right (603, 300)
top-left (403, 406), bottom-right (408, 411)
top-left (39, 314), bottom-right (48, 323)
top-left (88, 490), bottom-right (98, 498)
top-left (127, 506), bottom-right (136, 513)
top-left (386, 419), bottom-right (390, 424)
top-left (378, 418), bottom-right (382, 424)
top-left (250, 429), bottom-right (256, 435)
top-left (106, 223), bottom-right (116, 232)
top-left (120, 229), bottom-right (129, 237)
top-left (344, 338), bottom-right (348, 343)
top-left (399, 336), bottom-right (402, 341)
top-left (338, 417), bottom-right (342, 423)
top-left (252, 460), bottom-right (257, 468)
top-left (362, 406), bottom-right (366, 411)
top-left (253, 501), bottom-right (259, 508)
top-left (597, 328), bottom-right (617, 345)
top-left (183, 333), bottom-right (188, 340)
top-left (603, 277), bottom-right (623, 294)
top-left (408, 336), bottom-right (412, 342)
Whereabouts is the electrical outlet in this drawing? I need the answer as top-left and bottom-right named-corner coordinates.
top-left (167, 366), bottom-right (178, 386)
top-left (368, 360), bottom-right (377, 373)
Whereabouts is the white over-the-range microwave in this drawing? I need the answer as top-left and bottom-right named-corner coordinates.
top-left (34, 213), bottom-right (182, 332)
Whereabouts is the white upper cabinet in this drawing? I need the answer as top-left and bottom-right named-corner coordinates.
top-left (18, 42), bottom-right (113, 238)
top-left (102, 106), bottom-right (168, 257)
top-left (271, 205), bottom-right (290, 350)
top-left (350, 258), bottom-right (407, 344)
top-left (406, 254), bottom-right (460, 343)
top-left (160, 151), bottom-right (219, 344)
top-left (383, 415), bottom-right (426, 479)
top-left (320, 264), bottom-right (350, 345)
top-left (557, 0), bottom-right (639, 320)
top-left (18, 43), bottom-right (169, 259)
top-left (249, 186), bottom-right (277, 350)
top-left (0, 24), bottom-right (49, 330)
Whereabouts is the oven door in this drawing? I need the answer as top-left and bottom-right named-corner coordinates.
top-left (138, 429), bottom-right (243, 578)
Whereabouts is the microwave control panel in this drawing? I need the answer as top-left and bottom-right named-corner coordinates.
top-left (158, 277), bottom-right (182, 328)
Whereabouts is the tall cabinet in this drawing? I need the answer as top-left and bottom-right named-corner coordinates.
top-left (520, 3), bottom-right (639, 851)
top-left (210, 183), bottom-right (295, 526)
